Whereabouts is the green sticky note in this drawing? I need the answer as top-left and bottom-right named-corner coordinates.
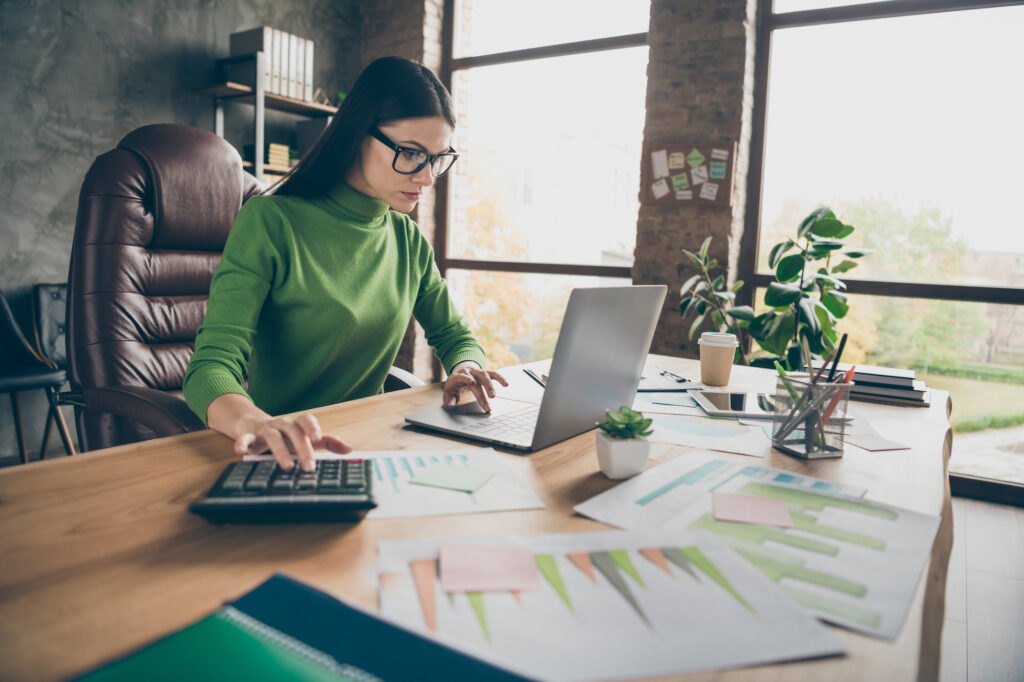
top-left (670, 172), bottom-right (690, 191)
top-left (686, 148), bottom-right (706, 168)
top-left (409, 463), bottom-right (495, 492)
top-left (710, 160), bottom-right (727, 179)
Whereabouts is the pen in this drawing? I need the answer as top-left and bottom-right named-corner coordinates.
top-left (523, 368), bottom-right (547, 389)
top-left (659, 369), bottom-right (690, 383)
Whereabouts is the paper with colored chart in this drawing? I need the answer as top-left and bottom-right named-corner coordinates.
top-left (574, 451), bottom-right (939, 639)
top-left (378, 530), bottom-right (844, 681)
top-left (244, 448), bottom-right (543, 519)
top-left (574, 451), bottom-right (865, 531)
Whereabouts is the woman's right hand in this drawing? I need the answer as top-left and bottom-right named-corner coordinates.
top-left (207, 394), bottom-right (351, 472)
top-left (235, 413), bottom-right (352, 471)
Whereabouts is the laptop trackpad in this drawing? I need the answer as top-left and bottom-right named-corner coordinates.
top-left (445, 397), bottom-right (531, 419)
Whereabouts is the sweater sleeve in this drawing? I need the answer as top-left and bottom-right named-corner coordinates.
top-left (410, 226), bottom-right (487, 374)
top-left (183, 197), bottom-right (282, 424)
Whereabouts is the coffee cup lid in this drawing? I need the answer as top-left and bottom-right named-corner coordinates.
top-left (698, 332), bottom-right (739, 348)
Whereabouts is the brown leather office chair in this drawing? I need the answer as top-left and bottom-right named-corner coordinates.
top-left (67, 124), bottom-right (423, 452)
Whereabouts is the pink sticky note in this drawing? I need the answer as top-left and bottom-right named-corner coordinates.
top-left (439, 545), bottom-right (542, 593)
top-left (713, 491), bottom-right (794, 528)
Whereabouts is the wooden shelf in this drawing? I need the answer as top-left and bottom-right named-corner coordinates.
top-left (195, 81), bottom-right (337, 116)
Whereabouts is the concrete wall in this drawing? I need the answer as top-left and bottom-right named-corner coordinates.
top-left (0, 0), bottom-right (361, 461)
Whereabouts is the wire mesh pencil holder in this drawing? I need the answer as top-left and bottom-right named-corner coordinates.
top-left (771, 376), bottom-right (851, 460)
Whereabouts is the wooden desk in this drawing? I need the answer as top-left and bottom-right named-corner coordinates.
top-left (0, 357), bottom-right (952, 682)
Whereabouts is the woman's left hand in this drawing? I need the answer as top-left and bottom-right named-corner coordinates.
top-left (442, 362), bottom-right (508, 413)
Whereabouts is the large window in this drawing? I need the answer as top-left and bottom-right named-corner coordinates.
top-left (746, 1), bottom-right (1024, 495)
top-left (439, 0), bottom-right (651, 367)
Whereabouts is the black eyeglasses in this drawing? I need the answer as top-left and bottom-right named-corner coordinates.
top-left (369, 128), bottom-right (459, 177)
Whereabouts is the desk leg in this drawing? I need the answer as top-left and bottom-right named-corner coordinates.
top-left (917, 427), bottom-right (954, 682)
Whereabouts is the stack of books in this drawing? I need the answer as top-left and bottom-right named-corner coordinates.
top-left (811, 361), bottom-right (931, 407)
top-left (229, 26), bottom-right (315, 102)
top-left (267, 143), bottom-right (290, 168)
top-left (243, 143), bottom-right (293, 170)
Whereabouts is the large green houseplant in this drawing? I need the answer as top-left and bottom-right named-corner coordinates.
top-left (679, 207), bottom-right (871, 370)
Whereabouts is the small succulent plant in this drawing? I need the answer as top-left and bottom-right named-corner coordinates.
top-left (597, 406), bottom-right (653, 440)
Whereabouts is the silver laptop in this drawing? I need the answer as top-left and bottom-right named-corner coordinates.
top-left (404, 285), bottom-right (667, 452)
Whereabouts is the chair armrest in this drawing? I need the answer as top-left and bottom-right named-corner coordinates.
top-left (384, 365), bottom-right (426, 392)
top-left (83, 386), bottom-right (205, 438)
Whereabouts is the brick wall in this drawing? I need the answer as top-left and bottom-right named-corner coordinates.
top-left (634, 0), bottom-right (758, 358)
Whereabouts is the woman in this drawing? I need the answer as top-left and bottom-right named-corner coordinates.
top-left (184, 56), bottom-right (506, 472)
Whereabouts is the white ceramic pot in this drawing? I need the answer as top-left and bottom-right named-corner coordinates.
top-left (595, 431), bottom-right (651, 479)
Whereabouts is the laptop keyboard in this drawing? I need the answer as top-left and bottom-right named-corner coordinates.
top-left (460, 404), bottom-right (539, 442)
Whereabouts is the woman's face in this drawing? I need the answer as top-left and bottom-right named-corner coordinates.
top-left (346, 116), bottom-right (454, 213)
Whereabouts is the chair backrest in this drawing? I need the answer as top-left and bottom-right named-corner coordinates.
top-left (32, 283), bottom-right (67, 370)
top-left (1, 288), bottom-right (50, 374)
top-left (67, 124), bottom-right (262, 451)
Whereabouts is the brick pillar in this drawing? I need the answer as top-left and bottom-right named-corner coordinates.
top-left (634, 0), bottom-right (758, 359)
top-left (361, 0), bottom-right (446, 382)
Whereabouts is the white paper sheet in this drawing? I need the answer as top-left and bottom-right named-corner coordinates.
top-left (574, 451), bottom-right (938, 640)
top-left (378, 529), bottom-right (844, 681)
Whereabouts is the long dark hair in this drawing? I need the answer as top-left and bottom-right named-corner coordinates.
top-left (273, 57), bottom-right (455, 198)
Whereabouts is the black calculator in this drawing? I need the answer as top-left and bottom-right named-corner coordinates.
top-left (189, 459), bottom-right (376, 523)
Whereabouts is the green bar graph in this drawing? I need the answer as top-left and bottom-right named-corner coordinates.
top-left (735, 548), bottom-right (867, 597)
top-left (782, 585), bottom-right (882, 630)
top-left (609, 549), bottom-right (646, 588)
top-left (740, 482), bottom-right (898, 520)
top-left (467, 592), bottom-right (490, 642)
top-left (790, 510), bottom-right (887, 551)
top-left (679, 546), bottom-right (755, 613)
top-left (692, 514), bottom-right (841, 556)
top-left (536, 554), bottom-right (574, 614)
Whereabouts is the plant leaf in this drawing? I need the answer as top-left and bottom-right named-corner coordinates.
top-left (726, 305), bottom-right (755, 321)
top-left (699, 236), bottom-right (712, 260)
top-left (689, 313), bottom-right (706, 340)
top-left (831, 259), bottom-right (859, 274)
top-left (682, 249), bottom-right (703, 267)
top-left (842, 249), bottom-right (874, 259)
top-left (810, 217), bottom-right (844, 237)
top-left (695, 299), bottom-right (707, 315)
top-left (797, 297), bottom-right (820, 336)
top-left (679, 296), bottom-right (693, 317)
top-left (731, 279), bottom-right (745, 293)
top-left (775, 253), bottom-right (805, 283)
top-left (711, 274), bottom-right (724, 291)
top-left (679, 274), bottom-right (701, 296)
top-left (767, 240), bottom-right (795, 268)
top-left (813, 273), bottom-right (844, 289)
top-left (763, 311), bottom-right (797, 356)
top-left (798, 207), bottom-right (830, 238)
top-left (764, 282), bottom-right (802, 306)
top-left (835, 224), bottom-right (855, 239)
top-left (821, 291), bottom-right (850, 318)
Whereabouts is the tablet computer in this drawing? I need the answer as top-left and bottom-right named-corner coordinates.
top-left (690, 390), bottom-right (776, 419)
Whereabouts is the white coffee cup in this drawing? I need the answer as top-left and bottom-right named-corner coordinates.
top-left (698, 332), bottom-right (738, 386)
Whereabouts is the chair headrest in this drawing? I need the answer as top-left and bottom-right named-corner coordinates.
top-left (117, 124), bottom-right (250, 250)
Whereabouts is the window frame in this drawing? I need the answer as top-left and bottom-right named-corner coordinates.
top-left (740, 0), bottom-right (1024, 498)
top-left (437, 0), bottom-right (645, 281)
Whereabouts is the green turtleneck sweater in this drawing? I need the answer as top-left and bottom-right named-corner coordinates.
top-left (183, 182), bottom-right (486, 423)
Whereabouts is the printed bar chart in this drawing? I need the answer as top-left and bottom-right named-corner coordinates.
top-left (378, 530), bottom-right (844, 681)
